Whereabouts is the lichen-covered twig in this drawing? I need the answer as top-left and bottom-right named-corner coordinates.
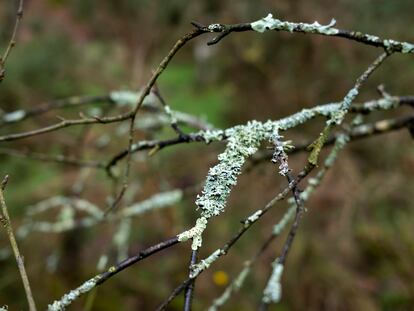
top-left (48, 236), bottom-right (180, 310)
top-left (193, 13), bottom-right (414, 53)
top-left (0, 175), bottom-right (37, 311)
top-left (106, 94), bottom-right (407, 172)
top-left (208, 207), bottom-right (295, 311)
top-left (156, 164), bottom-right (314, 310)
top-left (107, 27), bottom-right (208, 213)
top-left (261, 134), bottom-right (350, 308)
top-left (0, 95), bottom-right (111, 127)
top-left (250, 114), bottom-right (414, 166)
top-left (208, 112), bottom-right (413, 309)
top-left (178, 62), bottom-right (393, 251)
top-left (18, 189), bottom-right (184, 236)
top-left (308, 51), bottom-right (389, 165)
top-left (0, 0), bottom-right (24, 82)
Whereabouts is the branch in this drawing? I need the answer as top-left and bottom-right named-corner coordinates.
top-left (193, 14), bottom-right (414, 54)
top-left (0, 0), bottom-right (24, 82)
top-left (0, 175), bottom-right (37, 311)
top-left (107, 27), bottom-right (206, 213)
top-left (183, 249), bottom-right (198, 311)
top-left (249, 114), bottom-right (414, 166)
top-left (0, 147), bottom-right (105, 169)
top-left (0, 95), bottom-right (111, 127)
top-left (48, 236), bottom-right (179, 311)
top-left (156, 164), bottom-right (314, 310)
top-left (0, 112), bottom-right (131, 142)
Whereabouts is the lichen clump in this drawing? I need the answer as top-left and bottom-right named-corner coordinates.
top-left (48, 276), bottom-right (100, 311)
top-left (262, 263), bottom-right (284, 303)
top-left (179, 120), bottom-right (280, 249)
top-left (251, 13), bottom-right (338, 35)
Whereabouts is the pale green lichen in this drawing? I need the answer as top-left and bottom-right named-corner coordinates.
top-left (330, 87), bottom-right (359, 125)
top-left (109, 90), bottom-right (157, 108)
top-left (196, 121), bottom-right (279, 219)
top-left (48, 276), bottom-right (100, 311)
top-left (120, 190), bottom-right (183, 218)
top-left (246, 209), bottom-right (263, 224)
top-left (2, 109), bottom-right (26, 122)
top-left (190, 249), bottom-right (222, 278)
top-left (183, 121), bottom-right (279, 249)
top-left (272, 205), bottom-right (296, 235)
top-left (177, 217), bottom-right (208, 249)
top-left (185, 96), bottom-right (401, 250)
top-left (362, 96), bottom-right (399, 111)
top-left (401, 42), bottom-right (414, 54)
top-left (383, 39), bottom-right (414, 53)
top-left (164, 105), bottom-right (177, 124)
top-left (364, 34), bottom-right (381, 43)
top-left (113, 218), bottom-right (131, 261)
top-left (251, 13), bottom-right (338, 35)
top-left (262, 263), bottom-right (284, 303)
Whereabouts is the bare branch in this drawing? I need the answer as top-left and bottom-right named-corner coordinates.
top-left (0, 0), bottom-right (24, 82)
top-left (0, 175), bottom-right (37, 311)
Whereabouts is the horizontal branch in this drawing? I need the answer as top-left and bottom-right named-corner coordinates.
top-left (48, 236), bottom-right (179, 311)
top-left (0, 112), bottom-right (131, 142)
top-left (249, 114), bottom-right (414, 166)
top-left (106, 95), bottom-right (410, 170)
top-left (0, 147), bottom-right (105, 169)
top-left (0, 95), bottom-right (111, 126)
top-left (196, 14), bottom-right (414, 54)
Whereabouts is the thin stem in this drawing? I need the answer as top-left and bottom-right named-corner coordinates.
top-left (0, 0), bottom-right (24, 82)
top-left (183, 249), bottom-right (198, 311)
top-left (0, 175), bottom-right (37, 311)
top-left (156, 165), bottom-right (314, 310)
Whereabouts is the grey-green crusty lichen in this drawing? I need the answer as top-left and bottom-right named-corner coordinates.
top-left (190, 249), bottom-right (222, 278)
top-left (263, 134), bottom-right (349, 305)
top-left (262, 262), bottom-right (284, 303)
top-left (251, 14), bottom-right (414, 54)
top-left (48, 276), bottom-right (100, 311)
top-left (180, 120), bottom-right (281, 249)
top-left (180, 94), bottom-right (404, 250)
top-left (329, 88), bottom-right (359, 125)
top-left (177, 217), bottom-right (208, 249)
top-left (120, 189), bottom-right (183, 218)
top-left (251, 13), bottom-right (338, 35)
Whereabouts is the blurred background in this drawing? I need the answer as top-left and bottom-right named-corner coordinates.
top-left (0, 0), bottom-right (413, 310)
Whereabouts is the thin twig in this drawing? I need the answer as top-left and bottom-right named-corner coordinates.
top-left (0, 147), bottom-right (105, 168)
top-left (156, 164), bottom-right (314, 310)
top-left (183, 249), bottom-right (198, 311)
top-left (0, 175), bottom-right (37, 311)
top-left (0, 0), bottom-right (24, 82)
top-left (108, 27), bottom-right (206, 213)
